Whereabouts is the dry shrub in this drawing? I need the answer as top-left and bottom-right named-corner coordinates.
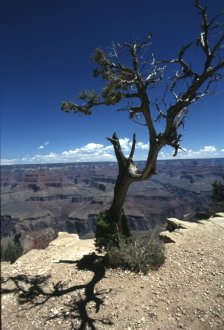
top-left (105, 233), bottom-right (165, 274)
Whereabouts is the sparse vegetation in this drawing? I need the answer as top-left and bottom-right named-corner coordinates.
top-left (1, 239), bottom-right (23, 264)
top-left (212, 179), bottom-right (224, 202)
top-left (211, 179), bottom-right (224, 212)
top-left (28, 184), bottom-right (40, 192)
top-left (105, 234), bottom-right (165, 274)
top-left (95, 211), bottom-right (119, 252)
top-left (95, 213), bottom-right (165, 274)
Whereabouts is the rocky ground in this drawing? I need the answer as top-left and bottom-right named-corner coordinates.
top-left (1, 214), bottom-right (224, 330)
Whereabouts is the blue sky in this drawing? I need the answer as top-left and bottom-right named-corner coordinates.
top-left (1, 0), bottom-right (224, 165)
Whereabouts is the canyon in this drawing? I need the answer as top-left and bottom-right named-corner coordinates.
top-left (1, 158), bottom-right (223, 252)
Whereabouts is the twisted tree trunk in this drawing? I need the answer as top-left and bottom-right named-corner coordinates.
top-left (62, 3), bottom-right (224, 243)
top-left (107, 132), bottom-right (160, 238)
top-left (108, 172), bottom-right (132, 237)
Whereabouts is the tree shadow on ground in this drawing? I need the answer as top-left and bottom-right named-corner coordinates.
top-left (1, 253), bottom-right (113, 329)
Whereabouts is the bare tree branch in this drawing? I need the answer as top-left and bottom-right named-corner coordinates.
top-left (62, 0), bottom-right (224, 181)
top-left (154, 99), bottom-right (166, 122)
top-left (62, 1), bottom-right (224, 238)
top-left (129, 134), bottom-right (136, 159)
top-left (107, 132), bottom-right (126, 173)
top-left (131, 119), bottom-right (148, 126)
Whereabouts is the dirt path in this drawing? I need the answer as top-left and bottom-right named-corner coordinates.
top-left (1, 215), bottom-right (224, 330)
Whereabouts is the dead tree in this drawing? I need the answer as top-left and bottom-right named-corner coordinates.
top-left (62, 1), bottom-right (224, 239)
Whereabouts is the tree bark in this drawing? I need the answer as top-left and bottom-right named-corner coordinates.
top-left (106, 132), bottom-right (164, 239)
top-left (106, 132), bottom-right (146, 238)
top-left (108, 172), bottom-right (132, 237)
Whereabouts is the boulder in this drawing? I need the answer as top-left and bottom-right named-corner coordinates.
top-left (160, 218), bottom-right (198, 243)
top-left (159, 231), bottom-right (176, 243)
top-left (214, 212), bottom-right (224, 218)
top-left (166, 218), bottom-right (196, 231)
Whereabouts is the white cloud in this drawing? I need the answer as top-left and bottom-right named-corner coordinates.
top-left (136, 141), bottom-right (149, 150)
top-left (200, 146), bottom-right (216, 153)
top-left (184, 145), bottom-right (217, 158)
top-left (1, 140), bottom-right (222, 165)
top-left (22, 152), bottom-right (58, 163)
top-left (38, 141), bottom-right (50, 150)
top-left (158, 145), bottom-right (219, 160)
top-left (119, 138), bottom-right (130, 151)
top-left (82, 143), bottom-right (104, 152)
top-left (104, 145), bottom-right (113, 151)
top-left (0, 158), bottom-right (18, 165)
top-left (108, 138), bottom-right (149, 154)
top-left (33, 137), bottom-right (141, 164)
top-left (19, 142), bottom-right (116, 164)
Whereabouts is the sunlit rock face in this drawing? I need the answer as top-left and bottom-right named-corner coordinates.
top-left (159, 213), bottom-right (224, 243)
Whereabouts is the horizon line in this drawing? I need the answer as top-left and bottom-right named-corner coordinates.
top-left (1, 157), bottom-right (223, 167)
